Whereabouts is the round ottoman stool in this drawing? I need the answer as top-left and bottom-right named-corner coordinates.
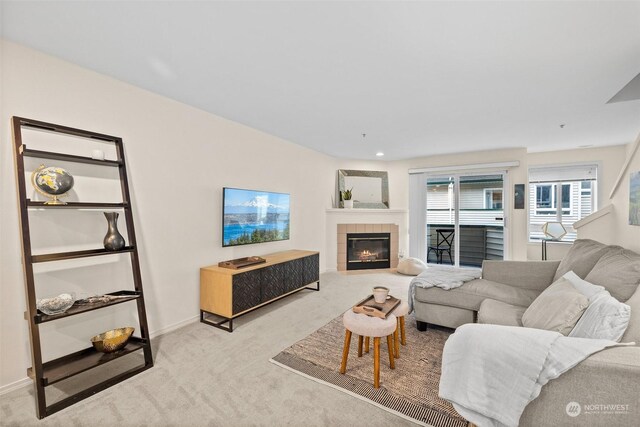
top-left (391, 300), bottom-right (409, 358)
top-left (340, 310), bottom-right (397, 388)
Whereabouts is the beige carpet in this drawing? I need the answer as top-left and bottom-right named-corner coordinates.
top-left (271, 313), bottom-right (467, 427)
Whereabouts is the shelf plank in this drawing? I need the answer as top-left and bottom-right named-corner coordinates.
top-left (27, 200), bottom-right (128, 209)
top-left (44, 363), bottom-right (153, 417)
top-left (35, 291), bottom-right (141, 324)
top-left (31, 247), bottom-right (134, 263)
top-left (28, 337), bottom-right (148, 386)
top-left (22, 147), bottom-right (122, 167)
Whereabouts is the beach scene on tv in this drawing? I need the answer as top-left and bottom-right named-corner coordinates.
top-left (223, 188), bottom-right (290, 246)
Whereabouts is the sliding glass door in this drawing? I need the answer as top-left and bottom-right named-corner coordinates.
top-left (420, 173), bottom-right (506, 267)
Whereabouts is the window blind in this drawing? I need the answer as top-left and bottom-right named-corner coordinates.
top-left (529, 164), bottom-right (597, 183)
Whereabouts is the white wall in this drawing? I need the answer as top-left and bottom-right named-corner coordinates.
top-left (0, 41), bottom-right (334, 390)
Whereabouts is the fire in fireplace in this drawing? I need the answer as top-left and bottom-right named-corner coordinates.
top-left (346, 233), bottom-right (391, 270)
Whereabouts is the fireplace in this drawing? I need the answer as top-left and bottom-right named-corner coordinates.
top-left (346, 233), bottom-right (391, 270)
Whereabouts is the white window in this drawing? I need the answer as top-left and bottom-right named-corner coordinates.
top-left (529, 164), bottom-right (598, 242)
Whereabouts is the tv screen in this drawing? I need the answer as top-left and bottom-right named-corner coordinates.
top-left (222, 187), bottom-right (290, 247)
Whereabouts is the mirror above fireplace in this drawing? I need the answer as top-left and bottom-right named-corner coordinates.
top-left (337, 169), bottom-right (389, 209)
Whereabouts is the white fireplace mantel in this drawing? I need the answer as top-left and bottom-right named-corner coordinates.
top-left (325, 208), bottom-right (408, 271)
top-left (326, 208), bottom-right (408, 214)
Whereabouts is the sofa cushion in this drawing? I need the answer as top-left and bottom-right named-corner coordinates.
top-left (620, 286), bottom-right (640, 344)
top-left (583, 248), bottom-right (640, 302)
top-left (553, 239), bottom-right (609, 281)
top-left (478, 299), bottom-right (525, 327)
top-left (414, 279), bottom-right (540, 312)
top-left (522, 277), bottom-right (589, 335)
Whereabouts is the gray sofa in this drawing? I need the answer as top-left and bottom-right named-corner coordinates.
top-left (413, 239), bottom-right (640, 426)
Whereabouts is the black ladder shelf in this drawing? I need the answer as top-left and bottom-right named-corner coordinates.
top-left (11, 116), bottom-right (153, 419)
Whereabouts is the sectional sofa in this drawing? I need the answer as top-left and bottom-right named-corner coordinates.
top-left (413, 239), bottom-right (640, 426)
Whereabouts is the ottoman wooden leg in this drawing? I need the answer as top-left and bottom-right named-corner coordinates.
top-left (365, 336), bottom-right (370, 353)
top-left (340, 330), bottom-right (352, 374)
top-left (386, 335), bottom-right (395, 369)
top-left (394, 321), bottom-right (400, 359)
top-left (400, 316), bottom-right (406, 345)
top-left (358, 335), bottom-right (363, 357)
top-left (373, 337), bottom-right (381, 388)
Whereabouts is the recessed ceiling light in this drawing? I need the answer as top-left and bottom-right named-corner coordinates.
top-left (376, 152), bottom-right (384, 157)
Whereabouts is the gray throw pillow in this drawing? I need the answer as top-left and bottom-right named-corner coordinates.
top-left (522, 277), bottom-right (589, 335)
top-left (583, 248), bottom-right (640, 302)
top-left (553, 239), bottom-right (610, 281)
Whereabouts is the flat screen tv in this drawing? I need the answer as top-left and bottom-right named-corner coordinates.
top-left (222, 187), bottom-right (290, 247)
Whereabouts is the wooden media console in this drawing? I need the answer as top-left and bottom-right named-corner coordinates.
top-left (200, 250), bottom-right (320, 332)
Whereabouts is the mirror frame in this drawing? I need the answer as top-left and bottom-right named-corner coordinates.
top-left (337, 169), bottom-right (390, 209)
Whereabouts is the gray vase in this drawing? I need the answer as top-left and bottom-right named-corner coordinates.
top-left (103, 212), bottom-right (125, 251)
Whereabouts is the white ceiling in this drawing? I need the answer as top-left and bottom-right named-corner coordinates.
top-left (2, 1), bottom-right (640, 160)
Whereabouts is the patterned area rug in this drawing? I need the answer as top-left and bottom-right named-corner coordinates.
top-left (270, 314), bottom-right (467, 427)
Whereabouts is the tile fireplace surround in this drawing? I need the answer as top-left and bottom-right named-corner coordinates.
top-left (337, 223), bottom-right (399, 271)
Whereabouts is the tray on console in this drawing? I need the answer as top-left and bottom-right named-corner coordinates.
top-left (352, 294), bottom-right (400, 318)
top-left (218, 256), bottom-right (266, 269)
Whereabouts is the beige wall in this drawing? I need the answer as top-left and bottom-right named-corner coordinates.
top-left (343, 146), bottom-right (628, 262)
top-left (575, 141), bottom-right (640, 252)
top-left (0, 41), bottom-right (334, 390)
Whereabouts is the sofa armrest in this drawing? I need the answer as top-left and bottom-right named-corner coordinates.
top-left (481, 260), bottom-right (560, 291)
top-left (520, 346), bottom-right (640, 426)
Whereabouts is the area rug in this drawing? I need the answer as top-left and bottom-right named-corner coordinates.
top-left (270, 314), bottom-right (467, 427)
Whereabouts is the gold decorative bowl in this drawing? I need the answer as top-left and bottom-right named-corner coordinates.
top-left (91, 327), bottom-right (135, 353)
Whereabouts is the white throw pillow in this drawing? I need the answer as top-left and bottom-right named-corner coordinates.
top-left (565, 274), bottom-right (631, 342)
top-left (562, 271), bottom-right (605, 301)
top-left (522, 277), bottom-right (589, 335)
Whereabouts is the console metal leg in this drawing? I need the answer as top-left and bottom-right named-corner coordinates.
top-left (200, 311), bottom-right (234, 333)
top-left (305, 281), bottom-right (320, 291)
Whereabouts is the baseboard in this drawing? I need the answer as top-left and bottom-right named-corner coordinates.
top-left (0, 314), bottom-right (201, 396)
top-left (0, 377), bottom-right (32, 396)
top-left (149, 314), bottom-right (200, 339)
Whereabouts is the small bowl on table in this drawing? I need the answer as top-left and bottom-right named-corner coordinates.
top-left (91, 327), bottom-right (135, 353)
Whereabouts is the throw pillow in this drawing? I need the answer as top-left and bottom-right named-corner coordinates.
top-left (563, 272), bottom-right (632, 342)
top-left (562, 271), bottom-right (605, 301)
top-left (583, 248), bottom-right (640, 302)
top-left (621, 286), bottom-right (640, 344)
top-left (553, 239), bottom-right (610, 281)
top-left (522, 277), bottom-right (589, 335)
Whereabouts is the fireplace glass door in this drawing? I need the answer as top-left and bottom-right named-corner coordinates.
top-left (346, 233), bottom-right (391, 270)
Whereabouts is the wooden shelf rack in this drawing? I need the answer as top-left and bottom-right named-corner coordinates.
top-left (12, 116), bottom-right (153, 419)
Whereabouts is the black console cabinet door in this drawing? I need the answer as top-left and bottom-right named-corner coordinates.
top-left (285, 258), bottom-right (305, 293)
top-left (261, 264), bottom-right (286, 303)
top-left (232, 270), bottom-right (262, 314)
top-left (303, 254), bottom-right (320, 285)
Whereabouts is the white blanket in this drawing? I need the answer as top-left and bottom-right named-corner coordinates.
top-left (439, 324), bottom-right (628, 427)
top-left (408, 266), bottom-right (481, 312)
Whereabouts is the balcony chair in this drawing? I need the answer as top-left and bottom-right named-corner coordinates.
top-left (427, 229), bottom-right (454, 265)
